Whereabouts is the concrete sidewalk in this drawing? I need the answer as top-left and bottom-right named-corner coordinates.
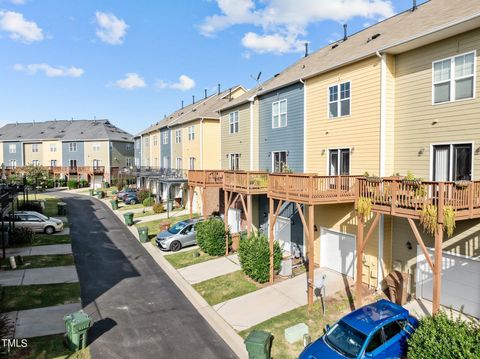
top-left (213, 268), bottom-right (352, 331)
top-left (0, 266), bottom-right (79, 286)
top-left (178, 255), bottom-right (241, 284)
top-left (5, 244), bottom-right (72, 257)
top-left (8, 303), bottom-right (82, 338)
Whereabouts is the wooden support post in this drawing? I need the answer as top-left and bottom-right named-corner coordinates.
top-left (269, 197), bottom-right (275, 284)
top-left (356, 216), bottom-right (364, 308)
top-left (224, 191), bottom-right (230, 256)
top-left (308, 204), bottom-right (315, 312)
top-left (247, 194), bottom-right (252, 236)
top-left (433, 223), bottom-right (443, 314)
top-left (239, 194), bottom-right (250, 235)
top-left (202, 188), bottom-right (207, 220)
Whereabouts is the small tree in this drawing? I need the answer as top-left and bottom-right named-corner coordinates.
top-left (143, 197), bottom-right (155, 207)
top-left (137, 189), bottom-right (151, 203)
top-left (24, 165), bottom-right (50, 192)
top-left (196, 219), bottom-right (228, 256)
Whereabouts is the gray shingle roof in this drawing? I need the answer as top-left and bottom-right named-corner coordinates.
top-left (0, 120), bottom-right (133, 142)
top-left (221, 0), bottom-right (480, 111)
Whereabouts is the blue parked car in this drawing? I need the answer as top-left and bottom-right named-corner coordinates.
top-left (299, 300), bottom-right (418, 359)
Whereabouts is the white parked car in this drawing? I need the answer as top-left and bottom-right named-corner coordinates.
top-left (9, 211), bottom-right (64, 234)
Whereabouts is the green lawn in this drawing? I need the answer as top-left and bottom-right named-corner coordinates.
top-left (43, 198), bottom-right (60, 217)
top-left (118, 203), bottom-right (144, 211)
top-left (9, 234), bottom-right (71, 248)
top-left (1, 283), bottom-right (81, 312)
top-left (193, 270), bottom-right (263, 306)
top-left (1, 254), bottom-right (74, 270)
top-left (164, 249), bottom-right (216, 269)
top-left (138, 213), bottom-right (198, 238)
top-left (133, 210), bottom-right (155, 218)
top-left (12, 334), bottom-right (90, 359)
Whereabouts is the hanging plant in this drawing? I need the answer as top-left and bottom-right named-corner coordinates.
top-left (357, 197), bottom-right (372, 219)
top-left (443, 205), bottom-right (456, 237)
top-left (420, 204), bottom-right (437, 236)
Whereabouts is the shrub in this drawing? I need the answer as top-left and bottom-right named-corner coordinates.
top-left (137, 189), bottom-right (151, 203)
top-left (196, 219), bottom-right (228, 256)
top-left (57, 178), bottom-right (67, 187)
top-left (143, 197), bottom-right (155, 207)
top-left (0, 306), bottom-right (13, 356)
top-left (238, 233), bottom-right (282, 283)
top-left (79, 179), bottom-right (89, 188)
top-left (11, 227), bottom-right (34, 245)
top-left (67, 179), bottom-right (78, 189)
top-left (407, 311), bottom-right (480, 359)
top-left (46, 179), bottom-right (55, 188)
top-left (153, 202), bottom-right (165, 213)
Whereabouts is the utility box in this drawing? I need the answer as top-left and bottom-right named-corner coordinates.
top-left (137, 226), bottom-right (149, 243)
top-left (123, 212), bottom-right (134, 226)
top-left (89, 189), bottom-right (95, 196)
top-left (57, 202), bottom-right (67, 215)
top-left (244, 330), bottom-right (273, 359)
top-left (64, 310), bottom-right (91, 352)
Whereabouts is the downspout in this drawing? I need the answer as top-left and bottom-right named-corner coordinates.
top-left (300, 78), bottom-right (307, 172)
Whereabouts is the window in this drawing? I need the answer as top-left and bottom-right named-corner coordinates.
top-left (126, 158), bottom-right (132, 167)
top-left (126, 143), bottom-right (132, 151)
top-left (92, 143), bottom-right (100, 152)
top-left (272, 151), bottom-right (287, 172)
top-left (153, 135), bottom-right (158, 146)
top-left (175, 129), bottom-right (182, 143)
top-left (365, 329), bottom-right (384, 353)
top-left (92, 160), bottom-right (100, 168)
top-left (8, 144), bottom-right (16, 154)
top-left (162, 132), bottom-right (168, 145)
top-left (163, 156), bottom-right (169, 168)
top-left (329, 149), bottom-right (350, 175)
top-left (32, 160), bottom-right (40, 166)
top-left (50, 160), bottom-right (57, 167)
top-left (188, 126), bottom-right (195, 141)
top-left (32, 144), bottom-right (39, 153)
top-left (176, 157), bottom-right (182, 170)
top-left (433, 51), bottom-right (475, 104)
top-left (432, 143), bottom-right (472, 181)
top-left (154, 157), bottom-right (158, 167)
top-left (189, 157), bottom-right (195, 170)
top-left (272, 99), bottom-right (287, 128)
top-left (229, 111), bottom-right (239, 134)
top-left (228, 154), bottom-right (240, 170)
top-left (9, 160), bottom-right (16, 168)
top-left (329, 81), bottom-right (351, 118)
top-left (383, 320), bottom-right (405, 342)
top-left (69, 160), bottom-right (77, 168)
top-left (50, 144), bottom-right (56, 152)
top-left (69, 142), bottom-right (77, 152)
top-left (144, 137), bottom-right (149, 146)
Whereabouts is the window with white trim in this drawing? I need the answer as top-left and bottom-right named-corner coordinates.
top-left (9, 160), bottom-right (16, 168)
top-left (126, 143), bottom-right (132, 151)
top-left (144, 137), bottom-right (149, 146)
top-left (272, 151), bottom-right (287, 172)
top-left (153, 135), bottom-right (158, 146)
top-left (188, 126), bottom-right (195, 141)
top-left (272, 99), bottom-right (287, 128)
top-left (228, 153), bottom-right (240, 170)
top-left (92, 143), bottom-right (101, 152)
top-left (433, 51), bottom-right (475, 104)
top-left (126, 158), bottom-right (133, 167)
top-left (176, 157), bottom-right (182, 170)
top-left (50, 144), bottom-right (56, 152)
top-left (69, 142), bottom-right (77, 152)
top-left (50, 160), bottom-right (57, 167)
top-left (32, 160), bottom-right (40, 166)
top-left (8, 144), bottom-right (16, 154)
top-left (432, 143), bottom-right (472, 181)
top-left (189, 157), bottom-right (195, 170)
top-left (175, 129), bottom-right (182, 143)
top-left (329, 81), bottom-right (350, 118)
top-left (162, 132), bottom-right (168, 145)
top-left (329, 149), bottom-right (350, 176)
top-left (32, 144), bottom-right (39, 153)
top-left (229, 111), bottom-right (239, 134)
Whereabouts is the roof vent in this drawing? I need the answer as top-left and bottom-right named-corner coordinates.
top-left (331, 43), bottom-right (339, 49)
top-left (367, 33), bottom-right (381, 43)
top-left (304, 42), bottom-right (309, 57)
top-left (412, 0), bottom-right (417, 11)
top-left (343, 24), bottom-right (348, 41)
top-left (274, 73), bottom-right (280, 77)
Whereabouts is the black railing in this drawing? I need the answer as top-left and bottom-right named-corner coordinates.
top-left (129, 167), bottom-right (188, 179)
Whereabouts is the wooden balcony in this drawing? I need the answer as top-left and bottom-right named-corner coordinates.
top-left (188, 170), bottom-right (224, 188)
top-left (77, 166), bottom-right (105, 175)
top-left (223, 171), bottom-right (269, 194)
top-left (268, 173), bottom-right (359, 204)
top-left (357, 178), bottom-right (480, 220)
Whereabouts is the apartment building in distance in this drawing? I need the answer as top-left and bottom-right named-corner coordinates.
top-left (0, 119), bottom-right (134, 186)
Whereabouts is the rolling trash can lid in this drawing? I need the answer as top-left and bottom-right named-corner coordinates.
top-left (244, 330), bottom-right (273, 353)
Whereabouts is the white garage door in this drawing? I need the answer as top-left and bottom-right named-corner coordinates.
top-left (228, 208), bottom-right (242, 233)
top-left (416, 247), bottom-right (480, 318)
top-left (275, 216), bottom-right (291, 255)
top-left (320, 228), bottom-right (355, 278)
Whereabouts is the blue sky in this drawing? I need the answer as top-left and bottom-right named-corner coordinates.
top-left (0, 0), bottom-right (426, 135)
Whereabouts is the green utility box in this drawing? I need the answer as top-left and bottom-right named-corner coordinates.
top-left (57, 202), bottom-right (67, 215)
top-left (244, 330), bottom-right (273, 359)
top-left (123, 212), bottom-right (134, 226)
top-left (96, 191), bottom-right (105, 199)
top-left (89, 189), bottom-right (95, 196)
top-left (64, 310), bottom-right (91, 352)
top-left (110, 199), bottom-right (118, 210)
top-left (112, 190), bottom-right (118, 195)
top-left (137, 226), bottom-right (149, 243)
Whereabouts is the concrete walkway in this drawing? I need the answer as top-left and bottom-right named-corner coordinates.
top-left (178, 255), bottom-right (241, 284)
top-left (0, 266), bottom-right (78, 286)
top-left (5, 244), bottom-right (72, 257)
top-left (8, 303), bottom-right (82, 338)
top-left (404, 298), bottom-right (475, 321)
top-left (213, 268), bottom-right (352, 331)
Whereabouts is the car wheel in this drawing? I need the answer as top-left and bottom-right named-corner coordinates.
top-left (44, 226), bottom-right (55, 235)
top-left (170, 240), bottom-right (182, 252)
top-left (129, 200), bottom-right (136, 205)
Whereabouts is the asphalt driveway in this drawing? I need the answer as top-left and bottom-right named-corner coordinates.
top-left (58, 192), bottom-right (237, 359)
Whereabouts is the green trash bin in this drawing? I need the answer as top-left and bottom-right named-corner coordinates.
top-left (64, 310), bottom-right (91, 352)
top-left (57, 202), bottom-right (67, 215)
top-left (137, 226), bottom-right (149, 243)
top-left (112, 190), bottom-right (118, 195)
top-left (244, 330), bottom-right (273, 359)
top-left (96, 191), bottom-right (105, 199)
top-left (89, 189), bottom-right (95, 196)
top-left (123, 212), bottom-right (134, 226)
top-left (110, 199), bottom-right (118, 210)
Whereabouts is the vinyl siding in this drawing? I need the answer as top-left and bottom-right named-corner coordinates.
top-left (24, 142), bottom-right (43, 165)
top-left (42, 141), bottom-right (62, 166)
top-left (306, 56), bottom-right (381, 175)
top-left (259, 82), bottom-right (304, 172)
top-left (385, 54), bottom-right (396, 176)
top-left (202, 119), bottom-right (221, 169)
top-left (149, 131), bottom-right (160, 167)
top-left (251, 100), bottom-right (260, 170)
top-left (62, 141), bottom-right (84, 166)
top-left (110, 141), bottom-right (134, 167)
top-left (221, 103), bottom-right (250, 170)
top-left (3, 142), bottom-right (22, 166)
top-left (394, 28), bottom-right (480, 180)
top-left (182, 120), bottom-right (200, 170)
top-left (142, 135), bottom-right (150, 166)
top-left (84, 140), bottom-right (109, 168)
top-left (160, 128), bottom-right (171, 168)
top-left (134, 138), bottom-right (141, 166)
top-left (171, 126), bottom-right (183, 169)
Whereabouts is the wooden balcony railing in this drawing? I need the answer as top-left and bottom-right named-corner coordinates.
top-left (188, 170), bottom-right (224, 187)
top-left (357, 178), bottom-right (480, 220)
top-left (268, 173), bottom-right (359, 204)
top-left (223, 171), bottom-right (269, 194)
top-left (77, 166), bottom-right (105, 174)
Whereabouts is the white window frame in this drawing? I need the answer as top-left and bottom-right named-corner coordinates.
top-left (188, 126), bottom-right (195, 141)
top-left (32, 160), bottom-right (40, 166)
top-left (69, 142), bottom-right (77, 152)
top-left (153, 135), bottom-right (158, 146)
top-left (126, 158), bottom-right (133, 167)
top-left (176, 157), bottom-right (182, 170)
top-left (189, 157), bottom-right (195, 170)
top-left (126, 143), bottom-right (132, 151)
top-left (32, 144), bottom-right (39, 153)
top-left (9, 159), bottom-right (16, 168)
top-left (144, 137), bottom-right (149, 146)
top-left (8, 144), bottom-right (16, 154)
top-left (429, 141), bottom-right (474, 181)
top-left (50, 144), bottom-right (57, 152)
top-left (162, 132), bottom-right (168, 145)
top-left (328, 81), bottom-right (351, 119)
top-left (432, 50), bottom-right (476, 105)
top-left (272, 99), bottom-right (287, 129)
top-left (175, 129), bottom-right (182, 144)
top-left (328, 148), bottom-right (351, 176)
top-left (272, 151), bottom-right (288, 172)
top-left (229, 111), bottom-right (239, 134)
top-left (228, 153), bottom-right (240, 170)
top-left (92, 143), bottom-right (101, 152)
top-left (50, 159), bottom-right (57, 167)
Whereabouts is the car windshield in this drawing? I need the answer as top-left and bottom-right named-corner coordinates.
top-left (324, 321), bottom-right (367, 358)
top-left (168, 222), bottom-right (187, 234)
top-left (35, 213), bottom-right (49, 221)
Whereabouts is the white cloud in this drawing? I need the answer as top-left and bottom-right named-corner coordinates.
top-left (200, 0), bottom-right (395, 54)
top-left (8, 0), bottom-right (27, 4)
top-left (0, 10), bottom-right (43, 43)
top-left (95, 11), bottom-right (128, 45)
top-left (14, 63), bottom-right (84, 77)
top-left (156, 75), bottom-right (196, 92)
top-left (115, 73), bottom-right (146, 89)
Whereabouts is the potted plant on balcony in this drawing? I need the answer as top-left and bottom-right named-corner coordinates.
top-left (454, 180), bottom-right (471, 188)
top-left (363, 171), bottom-right (382, 183)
